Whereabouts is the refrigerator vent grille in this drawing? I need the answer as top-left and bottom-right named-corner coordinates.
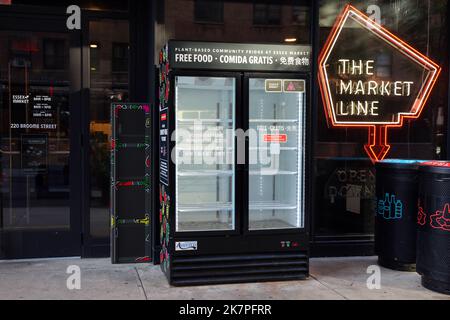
top-left (170, 251), bottom-right (309, 286)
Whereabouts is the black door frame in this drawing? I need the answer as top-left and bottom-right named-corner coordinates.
top-left (80, 1), bottom-right (156, 259)
top-left (0, 4), bottom-right (82, 259)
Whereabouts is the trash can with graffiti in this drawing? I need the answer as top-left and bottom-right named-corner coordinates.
top-left (417, 161), bottom-right (450, 295)
top-left (375, 160), bottom-right (423, 271)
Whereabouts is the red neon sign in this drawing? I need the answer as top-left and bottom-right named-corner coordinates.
top-left (318, 4), bottom-right (441, 163)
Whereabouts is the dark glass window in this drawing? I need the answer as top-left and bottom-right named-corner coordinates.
top-left (43, 39), bottom-right (66, 70)
top-left (156, 0), bottom-right (311, 53)
top-left (292, 5), bottom-right (308, 26)
top-left (314, 0), bottom-right (449, 239)
top-left (90, 43), bottom-right (100, 72)
top-left (194, 0), bottom-right (224, 23)
top-left (253, 3), bottom-right (281, 25)
top-left (9, 0), bottom-right (129, 11)
top-left (112, 43), bottom-right (129, 73)
top-left (89, 20), bottom-right (129, 240)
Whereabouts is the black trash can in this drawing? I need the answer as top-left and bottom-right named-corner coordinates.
top-left (417, 161), bottom-right (450, 295)
top-left (375, 160), bottom-right (423, 271)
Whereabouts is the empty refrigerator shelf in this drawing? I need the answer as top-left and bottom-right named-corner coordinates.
top-left (249, 170), bottom-right (297, 176)
top-left (249, 219), bottom-right (297, 230)
top-left (249, 119), bottom-right (299, 123)
top-left (177, 119), bottom-right (233, 124)
top-left (176, 147), bottom-right (233, 151)
top-left (249, 201), bottom-right (298, 211)
top-left (250, 147), bottom-right (298, 151)
top-left (177, 221), bottom-right (232, 232)
top-left (177, 170), bottom-right (233, 177)
top-left (177, 203), bottom-right (233, 213)
top-left (178, 170), bottom-right (296, 176)
top-left (178, 202), bottom-right (298, 213)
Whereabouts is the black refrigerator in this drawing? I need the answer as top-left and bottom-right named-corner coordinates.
top-left (158, 41), bottom-right (311, 286)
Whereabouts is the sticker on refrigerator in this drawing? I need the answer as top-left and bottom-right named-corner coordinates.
top-left (175, 241), bottom-right (198, 251)
top-left (263, 134), bottom-right (287, 143)
top-left (265, 80), bottom-right (282, 93)
top-left (283, 80), bottom-right (305, 93)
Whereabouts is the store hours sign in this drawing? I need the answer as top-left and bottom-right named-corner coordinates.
top-left (168, 41), bottom-right (311, 72)
top-left (318, 5), bottom-right (441, 162)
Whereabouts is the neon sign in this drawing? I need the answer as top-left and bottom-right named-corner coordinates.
top-left (318, 4), bottom-right (441, 163)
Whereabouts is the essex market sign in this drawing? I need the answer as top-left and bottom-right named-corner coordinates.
top-left (318, 4), bottom-right (441, 162)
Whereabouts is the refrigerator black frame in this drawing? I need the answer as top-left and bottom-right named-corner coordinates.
top-left (161, 68), bottom-right (312, 285)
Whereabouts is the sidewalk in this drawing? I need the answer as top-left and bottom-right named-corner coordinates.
top-left (0, 256), bottom-right (448, 300)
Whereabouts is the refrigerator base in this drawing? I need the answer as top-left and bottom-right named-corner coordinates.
top-left (167, 251), bottom-right (309, 286)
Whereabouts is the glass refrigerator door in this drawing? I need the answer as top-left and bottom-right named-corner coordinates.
top-left (248, 78), bottom-right (306, 231)
top-left (175, 76), bottom-right (236, 232)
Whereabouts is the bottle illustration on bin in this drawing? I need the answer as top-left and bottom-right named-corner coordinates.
top-left (378, 193), bottom-right (403, 220)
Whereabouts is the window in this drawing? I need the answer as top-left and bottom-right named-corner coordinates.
top-left (292, 5), bottom-right (308, 26)
top-left (112, 43), bottom-right (129, 73)
top-left (253, 3), bottom-right (281, 25)
top-left (194, 0), bottom-right (224, 23)
top-left (314, 0), bottom-right (449, 239)
top-left (43, 39), bottom-right (66, 69)
top-left (155, 1), bottom-right (311, 52)
top-left (90, 43), bottom-right (99, 72)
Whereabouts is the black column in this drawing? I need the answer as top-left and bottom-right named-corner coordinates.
top-left (129, 0), bottom-right (160, 264)
top-left (129, 0), bottom-right (155, 102)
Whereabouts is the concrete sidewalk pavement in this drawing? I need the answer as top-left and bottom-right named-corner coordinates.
top-left (0, 256), bottom-right (448, 300)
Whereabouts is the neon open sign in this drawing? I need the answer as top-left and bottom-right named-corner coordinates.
top-left (318, 4), bottom-right (441, 162)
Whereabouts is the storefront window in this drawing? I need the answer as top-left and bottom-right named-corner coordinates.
top-left (0, 31), bottom-right (71, 231)
top-left (314, 0), bottom-right (449, 238)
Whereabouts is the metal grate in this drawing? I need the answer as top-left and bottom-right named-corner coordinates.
top-left (170, 251), bottom-right (309, 286)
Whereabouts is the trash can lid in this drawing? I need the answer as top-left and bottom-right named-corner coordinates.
top-left (376, 159), bottom-right (425, 170)
top-left (419, 161), bottom-right (450, 174)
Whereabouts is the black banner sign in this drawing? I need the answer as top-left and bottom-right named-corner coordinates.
top-left (168, 41), bottom-right (311, 72)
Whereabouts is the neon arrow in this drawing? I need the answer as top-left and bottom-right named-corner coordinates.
top-left (364, 126), bottom-right (391, 163)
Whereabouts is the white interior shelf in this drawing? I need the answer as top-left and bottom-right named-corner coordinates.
top-left (178, 203), bottom-right (233, 213)
top-left (177, 170), bottom-right (233, 177)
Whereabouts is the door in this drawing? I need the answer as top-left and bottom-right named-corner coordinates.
top-left (174, 73), bottom-right (239, 234)
top-left (82, 17), bottom-right (130, 257)
top-left (245, 74), bottom-right (307, 233)
top-left (0, 9), bottom-right (82, 258)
